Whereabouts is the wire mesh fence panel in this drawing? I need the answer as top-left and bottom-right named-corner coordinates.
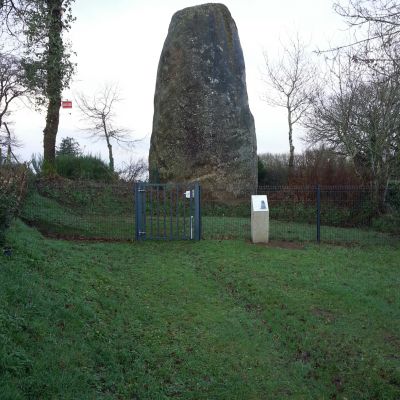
top-left (257, 186), bottom-right (317, 242)
top-left (20, 181), bottom-right (399, 245)
top-left (201, 188), bottom-right (250, 240)
top-left (22, 181), bottom-right (135, 241)
top-left (318, 186), bottom-right (398, 245)
top-left (202, 185), bottom-right (398, 244)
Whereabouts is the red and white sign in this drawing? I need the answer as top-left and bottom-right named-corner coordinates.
top-left (61, 100), bottom-right (72, 109)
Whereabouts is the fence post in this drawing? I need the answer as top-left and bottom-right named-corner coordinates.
top-left (135, 182), bottom-right (144, 241)
top-left (194, 182), bottom-right (202, 240)
top-left (316, 184), bottom-right (321, 243)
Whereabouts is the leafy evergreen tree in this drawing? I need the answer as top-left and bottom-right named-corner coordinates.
top-left (56, 137), bottom-right (81, 157)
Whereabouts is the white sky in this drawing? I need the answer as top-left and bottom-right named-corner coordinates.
top-left (11, 0), bottom-right (348, 167)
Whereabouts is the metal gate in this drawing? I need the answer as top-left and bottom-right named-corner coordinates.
top-left (135, 182), bottom-right (201, 241)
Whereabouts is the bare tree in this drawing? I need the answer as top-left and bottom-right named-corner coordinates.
top-left (0, 121), bottom-right (21, 164)
top-left (76, 84), bottom-right (135, 172)
top-left (0, 52), bottom-right (26, 164)
top-left (118, 157), bottom-right (148, 183)
top-left (305, 54), bottom-right (400, 211)
top-left (0, 52), bottom-right (27, 128)
top-left (261, 36), bottom-right (317, 170)
top-left (332, 0), bottom-right (400, 71)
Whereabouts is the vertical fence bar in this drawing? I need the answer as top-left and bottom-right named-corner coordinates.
top-left (150, 187), bottom-right (153, 239)
top-left (163, 187), bottom-right (167, 240)
top-left (134, 182), bottom-right (139, 241)
top-left (194, 182), bottom-right (201, 241)
top-left (135, 182), bottom-right (143, 241)
top-left (316, 184), bottom-right (321, 243)
top-left (189, 186), bottom-right (193, 239)
top-left (143, 183), bottom-right (146, 240)
top-left (169, 187), bottom-right (173, 240)
top-left (183, 188), bottom-right (186, 239)
top-left (176, 185), bottom-right (179, 240)
top-left (157, 186), bottom-right (160, 239)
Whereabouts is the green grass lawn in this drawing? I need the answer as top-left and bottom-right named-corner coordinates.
top-left (1, 221), bottom-right (399, 399)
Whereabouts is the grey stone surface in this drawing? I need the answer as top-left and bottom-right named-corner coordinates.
top-left (149, 3), bottom-right (257, 199)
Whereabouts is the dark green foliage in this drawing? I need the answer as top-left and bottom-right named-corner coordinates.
top-left (257, 156), bottom-right (267, 185)
top-left (271, 202), bottom-right (375, 227)
top-left (0, 165), bottom-right (28, 245)
top-left (372, 212), bottom-right (400, 235)
top-left (0, 193), bottom-right (16, 245)
top-left (56, 137), bottom-right (81, 157)
top-left (258, 153), bottom-right (289, 186)
top-left (55, 154), bottom-right (115, 182)
top-left (35, 182), bottom-right (132, 214)
top-left (386, 181), bottom-right (400, 211)
top-left (203, 201), bottom-right (250, 218)
top-left (31, 153), bottom-right (114, 182)
top-left (369, 183), bottom-right (400, 235)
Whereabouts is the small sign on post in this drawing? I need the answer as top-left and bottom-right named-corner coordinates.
top-left (61, 100), bottom-right (72, 109)
top-left (251, 195), bottom-right (269, 243)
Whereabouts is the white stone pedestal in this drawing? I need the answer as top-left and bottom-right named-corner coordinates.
top-left (251, 195), bottom-right (269, 243)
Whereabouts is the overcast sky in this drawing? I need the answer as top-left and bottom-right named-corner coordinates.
top-left (11, 0), bottom-right (347, 167)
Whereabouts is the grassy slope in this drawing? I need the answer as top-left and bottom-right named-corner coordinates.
top-left (0, 221), bottom-right (399, 399)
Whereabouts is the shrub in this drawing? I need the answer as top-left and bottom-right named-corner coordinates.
top-left (0, 164), bottom-right (28, 245)
top-left (386, 181), bottom-right (400, 211)
top-left (291, 147), bottom-right (362, 186)
top-left (258, 148), bottom-right (362, 186)
top-left (258, 153), bottom-right (289, 186)
top-left (372, 212), bottom-right (400, 235)
top-left (257, 157), bottom-right (267, 186)
top-left (55, 154), bottom-right (116, 182)
top-left (31, 153), bottom-right (115, 182)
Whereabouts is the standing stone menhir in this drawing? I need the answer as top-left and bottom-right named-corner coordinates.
top-left (149, 3), bottom-right (257, 199)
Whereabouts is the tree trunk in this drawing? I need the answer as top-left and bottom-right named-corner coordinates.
top-left (4, 122), bottom-right (12, 163)
top-left (107, 142), bottom-right (114, 172)
top-left (288, 127), bottom-right (295, 169)
top-left (102, 117), bottom-right (115, 172)
top-left (287, 106), bottom-right (295, 171)
top-left (42, 0), bottom-right (63, 174)
top-left (0, 123), bottom-right (2, 163)
top-left (43, 97), bottom-right (61, 170)
top-left (371, 174), bottom-right (389, 215)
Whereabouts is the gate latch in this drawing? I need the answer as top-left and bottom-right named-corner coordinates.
top-left (184, 190), bottom-right (194, 199)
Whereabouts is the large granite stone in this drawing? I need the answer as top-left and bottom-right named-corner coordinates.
top-left (149, 3), bottom-right (257, 199)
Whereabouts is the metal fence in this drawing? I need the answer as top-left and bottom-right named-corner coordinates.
top-left (22, 181), bottom-right (135, 241)
top-left (204, 185), bottom-right (399, 245)
top-left (134, 182), bottom-right (201, 241)
top-left (20, 181), bottom-right (399, 245)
